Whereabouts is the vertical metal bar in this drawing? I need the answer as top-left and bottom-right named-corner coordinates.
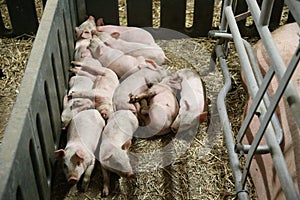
top-left (246, 0), bottom-right (300, 129)
top-left (259, 0), bottom-right (275, 26)
top-left (220, 0), bottom-right (233, 31)
top-left (241, 43), bottom-right (300, 199)
top-left (215, 45), bottom-right (249, 200)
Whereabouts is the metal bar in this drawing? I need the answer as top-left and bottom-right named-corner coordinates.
top-left (259, 0), bottom-right (275, 26)
top-left (209, 31), bottom-right (284, 154)
top-left (215, 45), bottom-right (249, 199)
top-left (285, 0), bottom-right (300, 27)
top-left (246, 0), bottom-right (300, 130)
top-left (225, 6), bottom-right (299, 199)
top-left (236, 67), bottom-right (275, 143)
top-left (241, 42), bottom-right (300, 199)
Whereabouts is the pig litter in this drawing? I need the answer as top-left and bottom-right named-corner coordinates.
top-left (0, 1), bottom-right (260, 200)
top-left (50, 33), bottom-right (257, 199)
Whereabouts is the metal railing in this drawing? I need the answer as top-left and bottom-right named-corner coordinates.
top-left (210, 0), bottom-right (300, 199)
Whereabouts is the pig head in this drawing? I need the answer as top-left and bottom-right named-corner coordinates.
top-left (56, 109), bottom-right (105, 191)
top-left (98, 110), bottom-right (138, 196)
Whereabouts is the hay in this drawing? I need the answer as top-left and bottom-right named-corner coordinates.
top-left (0, 0), bottom-right (43, 142)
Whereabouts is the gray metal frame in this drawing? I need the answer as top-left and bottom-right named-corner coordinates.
top-left (210, 0), bottom-right (300, 199)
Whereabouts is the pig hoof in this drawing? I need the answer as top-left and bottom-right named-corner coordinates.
top-left (102, 187), bottom-right (110, 197)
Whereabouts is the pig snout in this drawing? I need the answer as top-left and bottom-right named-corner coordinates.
top-left (68, 176), bottom-right (78, 185)
top-left (126, 171), bottom-right (135, 178)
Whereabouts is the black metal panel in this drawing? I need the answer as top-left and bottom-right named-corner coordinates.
top-left (190, 0), bottom-right (215, 37)
top-left (5, 0), bottom-right (39, 36)
top-left (85, 0), bottom-right (119, 25)
top-left (160, 0), bottom-right (186, 32)
top-left (235, 0), bottom-right (285, 37)
top-left (269, 0), bottom-right (284, 31)
top-left (127, 0), bottom-right (152, 27)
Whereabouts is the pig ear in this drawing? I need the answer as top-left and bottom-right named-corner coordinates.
top-left (121, 140), bottom-right (132, 150)
top-left (110, 32), bottom-right (120, 39)
top-left (145, 59), bottom-right (158, 70)
top-left (96, 18), bottom-right (104, 26)
top-left (55, 149), bottom-right (65, 160)
top-left (63, 95), bottom-right (69, 109)
top-left (102, 152), bottom-right (113, 161)
top-left (75, 27), bottom-right (82, 38)
top-left (81, 31), bottom-right (91, 39)
top-left (75, 149), bottom-right (86, 160)
top-left (95, 45), bottom-right (102, 56)
top-left (88, 15), bottom-right (95, 21)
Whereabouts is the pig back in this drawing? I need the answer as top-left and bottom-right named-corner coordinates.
top-left (68, 109), bottom-right (105, 152)
top-left (101, 110), bottom-right (138, 145)
top-left (113, 67), bottom-right (168, 111)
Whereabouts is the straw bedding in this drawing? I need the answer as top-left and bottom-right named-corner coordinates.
top-left (2, 0), bottom-right (292, 199)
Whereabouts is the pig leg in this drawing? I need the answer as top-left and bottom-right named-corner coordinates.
top-left (81, 159), bottom-right (95, 192)
top-left (71, 61), bottom-right (106, 76)
top-left (69, 68), bottom-right (96, 81)
top-left (129, 90), bottom-right (156, 103)
top-left (101, 166), bottom-right (111, 197)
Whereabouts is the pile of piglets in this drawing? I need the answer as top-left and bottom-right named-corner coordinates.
top-left (55, 16), bottom-right (207, 196)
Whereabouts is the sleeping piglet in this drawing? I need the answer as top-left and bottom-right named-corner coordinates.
top-left (55, 109), bottom-right (105, 191)
top-left (95, 31), bottom-right (167, 65)
top-left (129, 76), bottom-right (179, 137)
top-left (88, 35), bottom-right (150, 78)
top-left (170, 69), bottom-right (207, 132)
top-left (61, 75), bottom-right (94, 129)
top-left (98, 110), bottom-right (138, 197)
top-left (96, 18), bottom-right (155, 44)
top-left (69, 61), bottom-right (119, 120)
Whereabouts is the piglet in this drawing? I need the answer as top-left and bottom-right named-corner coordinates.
top-left (170, 69), bottom-right (207, 132)
top-left (96, 18), bottom-right (155, 44)
top-left (98, 110), bottom-right (138, 197)
top-left (88, 35), bottom-right (151, 78)
top-left (74, 38), bottom-right (93, 61)
top-left (95, 31), bottom-right (167, 65)
top-left (69, 61), bottom-right (119, 120)
top-left (75, 16), bottom-right (97, 39)
top-left (61, 98), bottom-right (95, 129)
top-left (55, 109), bottom-right (105, 191)
top-left (113, 66), bottom-right (168, 115)
top-left (129, 76), bottom-right (179, 137)
top-left (61, 75), bottom-right (94, 129)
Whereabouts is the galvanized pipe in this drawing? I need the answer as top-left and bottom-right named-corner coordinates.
top-left (215, 45), bottom-right (249, 200)
top-left (246, 0), bottom-right (300, 129)
top-left (209, 32), bottom-right (283, 154)
top-left (241, 43), bottom-right (300, 199)
top-left (225, 6), bottom-right (299, 199)
top-left (259, 0), bottom-right (274, 26)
